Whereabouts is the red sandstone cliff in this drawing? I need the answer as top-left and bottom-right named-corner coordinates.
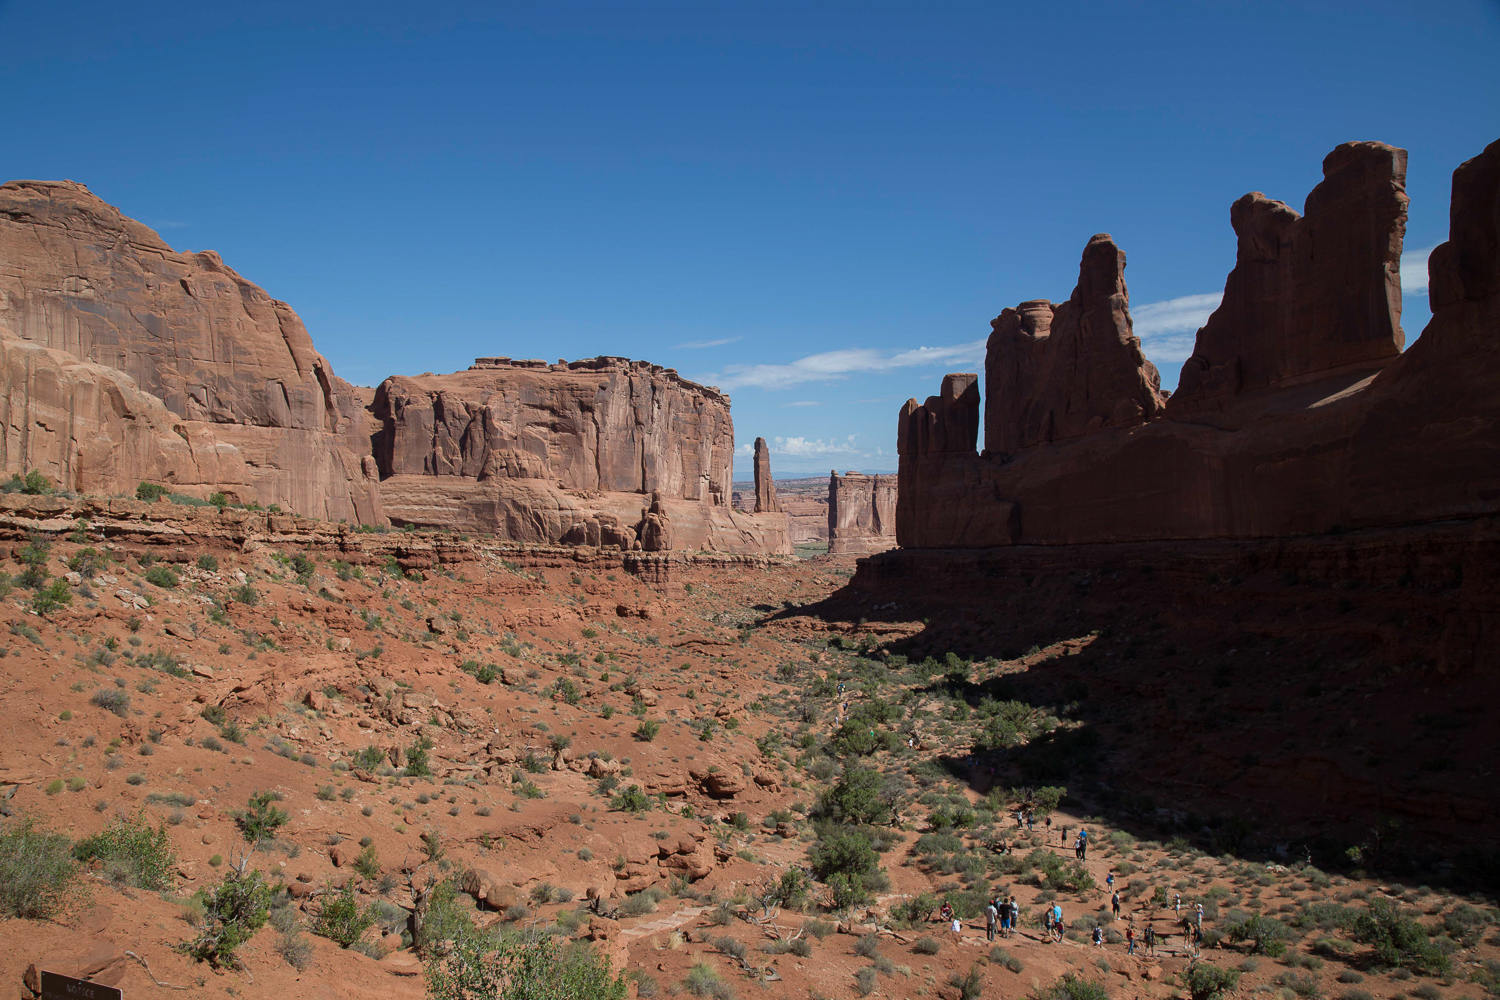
top-left (827, 471), bottom-right (897, 556)
top-left (0, 180), bottom-right (382, 522)
top-left (896, 137), bottom-right (1500, 549)
top-left (369, 358), bottom-right (791, 555)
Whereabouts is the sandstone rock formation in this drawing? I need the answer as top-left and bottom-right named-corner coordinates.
top-left (896, 138), bottom-right (1500, 549)
top-left (985, 234), bottom-right (1164, 455)
top-left (752, 437), bottom-right (779, 512)
top-left (370, 358), bottom-right (791, 554)
top-left (1169, 141), bottom-right (1409, 417)
top-left (0, 180), bottom-right (381, 522)
top-left (827, 471), bottom-right (897, 555)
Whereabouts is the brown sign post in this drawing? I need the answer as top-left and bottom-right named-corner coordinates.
top-left (38, 970), bottom-right (123, 1000)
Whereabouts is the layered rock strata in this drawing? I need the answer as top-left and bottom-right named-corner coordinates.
top-left (827, 471), bottom-right (897, 556)
top-left (0, 180), bottom-right (382, 522)
top-left (370, 358), bottom-right (791, 555)
top-left (896, 138), bottom-right (1500, 548)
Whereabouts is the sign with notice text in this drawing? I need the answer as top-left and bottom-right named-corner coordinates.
top-left (39, 970), bottom-right (123, 1000)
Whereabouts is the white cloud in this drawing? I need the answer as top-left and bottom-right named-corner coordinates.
top-left (784, 400), bottom-right (822, 407)
top-left (1131, 291), bottom-right (1222, 364)
top-left (1401, 244), bottom-right (1438, 296)
top-left (707, 340), bottom-right (986, 391)
top-left (676, 336), bottom-right (743, 349)
top-left (769, 434), bottom-right (861, 458)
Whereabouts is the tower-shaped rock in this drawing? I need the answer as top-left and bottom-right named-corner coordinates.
top-left (752, 437), bottom-right (780, 513)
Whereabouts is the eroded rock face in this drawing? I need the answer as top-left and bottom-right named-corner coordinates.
top-left (984, 234), bottom-right (1164, 455)
top-left (0, 180), bottom-right (382, 522)
top-left (894, 138), bottom-right (1500, 549)
top-left (752, 437), bottom-right (779, 513)
top-left (1169, 141), bottom-right (1408, 417)
top-left (372, 361), bottom-right (791, 554)
top-left (827, 471), bottom-right (897, 555)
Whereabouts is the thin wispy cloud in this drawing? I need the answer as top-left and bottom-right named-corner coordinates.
top-left (707, 340), bottom-right (986, 391)
top-left (1401, 244), bottom-right (1438, 296)
top-left (784, 400), bottom-right (822, 407)
top-left (676, 336), bottom-right (743, 349)
top-left (1131, 291), bottom-right (1222, 364)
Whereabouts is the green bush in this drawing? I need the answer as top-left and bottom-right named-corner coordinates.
top-left (313, 881), bottom-right (377, 948)
top-left (415, 877), bottom-right (475, 959)
top-left (145, 565), bottom-right (180, 589)
top-left (73, 813), bottom-right (176, 890)
top-left (405, 735), bottom-right (434, 777)
top-left (238, 791), bottom-right (289, 843)
top-left (181, 864), bottom-right (277, 969)
top-left (610, 785), bottom-right (653, 813)
top-left (231, 583), bottom-right (259, 606)
top-left (425, 931), bottom-right (627, 1000)
top-left (0, 816), bottom-right (82, 919)
top-left (197, 554), bottom-right (219, 572)
top-left (353, 843), bottom-right (382, 879)
top-left (949, 964), bottom-right (984, 1000)
top-left (1182, 962), bottom-right (1241, 1000)
top-left (352, 745), bottom-right (386, 771)
top-left (820, 766), bottom-right (894, 826)
top-left (1036, 973), bottom-right (1111, 1000)
top-left (913, 936), bottom-right (942, 954)
top-left (137, 482), bottom-right (170, 502)
top-left (634, 719), bottom-right (661, 742)
top-left (1225, 912), bottom-right (1291, 955)
top-left (31, 578), bottom-right (72, 615)
top-left (1349, 898), bottom-right (1451, 974)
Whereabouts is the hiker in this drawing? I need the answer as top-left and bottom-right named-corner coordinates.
top-left (1079, 828), bottom-right (1089, 860)
top-left (1092, 925), bottom-right (1104, 948)
top-left (1126, 924), bottom-right (1136, 955)
top-left (939, 900), bottom-right (954, 924)
top-left (1106, 870), bottom-right (1115, 892)
top-left (1042, 907), bottom-right (1053, 940)
top-left (986, 900), bottom-right (998, 942)
top-left (1144, 923), bottom-right (1156, 957)
top-left (1111, 891), bottom-right (1121, 921)
top-left (1195, 903), bottom-right (1204, 930)
top-left (952, 914), bottom-right (963, 937)
top-left (1052, 902), bottom-right (1064, 942)
top-left (1027, 812), bottom-right (1034, 832)
top-left (1173, 892), bottom-right (1181, 915)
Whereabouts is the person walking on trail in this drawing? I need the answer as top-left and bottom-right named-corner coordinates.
top-left (1078, 828), bottom-right (1089, 860)
top-left (1173, 892), bottom-right (1181, 916)
top-left (1092, 925), bottom-right (1104, 948)
top-left (1144, 924), bottom-right (1156, 957)
top-left (1111, 890), bottom-right (1121, 921)
top-left (1106, 870), bottom-right (1115, 892)
top-left (1195, 903), bottom-right (1204, 930)
top-left (986, 901), bottom-right (999, 942)
top-left (1126, 924), bottom-right (1136, 955)
top-left (1052, 903), bottom-right (1064, 943)
top-left (1042, 907), bottom-right (1053, 941)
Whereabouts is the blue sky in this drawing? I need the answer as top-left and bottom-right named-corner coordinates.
top-left (2, 1), bottom-right (1496, 478)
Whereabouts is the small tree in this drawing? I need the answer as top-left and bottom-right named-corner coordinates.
top-left (1350, 898), bottom-right (1451, 974)
top-left (238, 791), bottom-right (289, 843)
top-left (182, 862), bottom-right (277, 969)
top-left (313, 881), bottom-right (377, 948)
top-left (820, 766), bottom-right (896, 826)
top-left (136, 482), bottom-right (170, 502)
top-left (30, 578), bottom-right (72, 616)
top-left (405, 735), bottom-right (434, 777)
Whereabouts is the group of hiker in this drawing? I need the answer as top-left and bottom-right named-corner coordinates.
top-left (934, 868), bottom-right (1208, 957)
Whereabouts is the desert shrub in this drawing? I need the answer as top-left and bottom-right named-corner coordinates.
top-left (0, 816), bottom-right (82, 919)
top-left (1349, 898), bottom-right (1451, 974)
top-left (634, 719), bottom-right (661, 742)
top-left (855, 965), bottom-right (878, 996)
top-left (136, 482), bottom-right (170, 502)
top-left (949, 964), bottom-right (984, 1000)
top-left (913, 936), bottom-right (942, 954)
top-left (73, 813), bottom-right (176, 890)
top-left (809, 829), bottom-right (886, 907)
top-left (31, 578), bottom-right (73, 615)
top-left (682, 961), bottom-right (735, 999)
top-left (275, 931), bottom-right (313, 970)
top-left (231, 583), bottom-right (259, 606)
top-left (353, 843), bottom-right (382, 879)
top-left (819, 766), bottom-right (895, 826)
top-left (1182, 962), bottom-right (1241, 1000)
top-left (197, 554), bottom-right (219, 572)
top-left (145, 565), bottom-right (179, 589)
top-left (238, 791), bottom-right (289, 843)
top-left (405, 735), bottom-right (434, 778)
top-left (181, 864), bottom-right (277, 969)
top-left (1224, 912), bottom-right (1292, 955)
top-left (1036, 974), bottom-right (1112, 1000)
top-left (91, 687), bottom-right (131, 717)
top-left (414, 877), bottom-right (475, 959)
top-left (426, 930), bottom-right (628, 1000)
top-left (611, 784), bottom-right (652, 813)
top-left (351, 745), bottom-right (386, 771)
top-left (313, 881), bottom-right (376, 948)
top-left (991, 945), bottom-right (1024, 972)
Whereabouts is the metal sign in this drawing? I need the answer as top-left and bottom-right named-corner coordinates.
top-left (39, 970), bottom-right (123, 1000)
